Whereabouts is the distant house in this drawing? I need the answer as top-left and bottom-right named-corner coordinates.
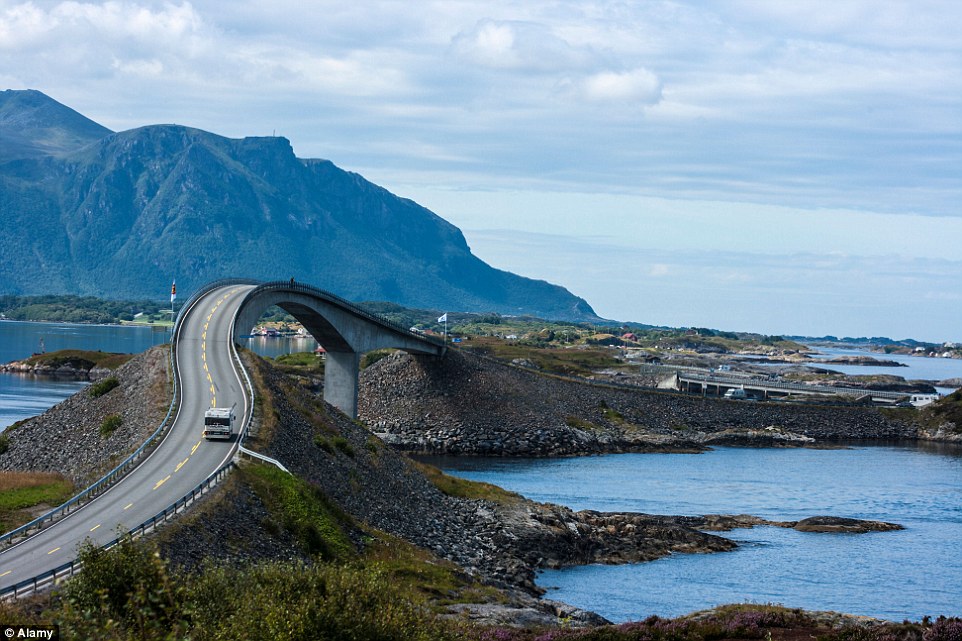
top-left (622, 332), bottom-right (637, 341)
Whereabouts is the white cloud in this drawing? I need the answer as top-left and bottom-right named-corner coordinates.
top-left (580, 67), bottom-right (662, 104)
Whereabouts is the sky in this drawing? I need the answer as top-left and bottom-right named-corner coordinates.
top-left (1, 1), bottom-right (961, 341)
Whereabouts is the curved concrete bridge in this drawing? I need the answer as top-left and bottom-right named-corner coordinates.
top-left (232, 280), bottom-right (446, 417)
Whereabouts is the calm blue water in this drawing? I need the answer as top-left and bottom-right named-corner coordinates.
top-left (765, 347), bottom-right (962, 396)
top-left (435, 445), bottom-right (962, 622)
top-left (0, 321), bottom-right (165, 430)
top-left (0, 321), bottom-right (311, 430)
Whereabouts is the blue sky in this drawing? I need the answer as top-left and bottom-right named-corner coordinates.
top-left (2, 1), bottom-right (960, 340)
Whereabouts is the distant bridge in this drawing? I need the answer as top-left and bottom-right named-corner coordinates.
top-left (660, 370), bottom-right (911, 405)
top-left (232, 280), bottom-right (446, 417)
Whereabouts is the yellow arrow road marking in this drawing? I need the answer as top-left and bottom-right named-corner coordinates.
top-left (175, 457), bottom-right (189, 473)
top-left (153, 475), bottom-right (171, 490)
top-left (124, 503), bottom-right (133, 510)
top-left (47, 547), bottom-right (61, 555)
top-left (90, 524), bottom-right (101, 532)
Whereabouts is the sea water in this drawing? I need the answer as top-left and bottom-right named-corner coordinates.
top-left (435, 444), bottom-right (962, 621)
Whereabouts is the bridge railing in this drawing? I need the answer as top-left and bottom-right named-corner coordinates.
top-left (675, 370), bottom-right (908, 400)
top-left (0, 281), bottom-right (281, 599)
top-left (0, 462), bottom-right (236, 600)
top-left (0, 343), bottom-right (182, 550)
top-left (250, 280), bottom-right (447, 350)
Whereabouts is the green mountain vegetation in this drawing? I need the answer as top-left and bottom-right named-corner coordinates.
top-left (0, 294), bottom-right (173, 324)
top-left (0, 89), bottom-right (597, 322)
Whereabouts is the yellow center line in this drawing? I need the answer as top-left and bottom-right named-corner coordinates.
top-left (0, 570), bottom-right (11, 578)
top-left (175, 457), bottom-right (189, 473)
top-left (47, 547), bottom-right (61, 555)
top-left (90, 524), bottom-right (101, 532)
top-left (202, 341), bottom-right (206, 351)
top-left (202, 352), bottom-right (206, 362)
top-left (202, 331), bottom-right (206, 340)
top-left (124, 503), bottom-right (134, 510)
top-left (191, 440), bottom-right (201, 454)
top-left (153, 475), bottom-right (171, 490)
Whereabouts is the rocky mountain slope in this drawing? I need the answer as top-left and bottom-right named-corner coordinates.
top-left (0, 89), bottom-right (597, 321)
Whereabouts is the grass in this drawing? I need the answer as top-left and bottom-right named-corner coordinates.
top-left (88, 376), bottom-right (120, 398)
top-left (241, 464), bottom-right (354, 560)
top-left (361, 348), bottom-right (395, 369)
top-left (462, 337), bottom-right (626, 376)
top-left (565, 415), bottom-right (602, 431)
top-left (20, 349), bottom-right (132, 370)
top-left (923, 389), bottom-right (962, 432)
top-left (272, 351), bottom-right (325, 375)
top-left (411, 460), bottom-right (522, 505)
top-left (0, 471), bottom-right (75, 532)
top-left (363, 531), bottom-right (506, 608)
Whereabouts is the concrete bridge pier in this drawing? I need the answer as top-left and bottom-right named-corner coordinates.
top-left (324, 350), bottom-right (362, 419)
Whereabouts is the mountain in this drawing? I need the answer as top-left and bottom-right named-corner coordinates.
top-left (0, 89), bottom-right (112, 161)
top-left (0, 90), bottom-right (598, 321)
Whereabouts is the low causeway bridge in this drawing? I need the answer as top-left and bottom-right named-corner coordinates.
top-left (661, 370), bottom-right (912, 405)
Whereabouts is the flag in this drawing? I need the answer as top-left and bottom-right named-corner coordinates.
top-left (437, 313), bottom-right (447, 323)
top-left (170, 280), bottom-right (177, 304)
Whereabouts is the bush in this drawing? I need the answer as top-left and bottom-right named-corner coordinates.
top-left (61, 537), bottom-right (186, 640)
top-left (333, 436), bottom-right (355, 458)
top-left (925, 618), bottom-right (962, 641)
top-left (0, 434), bottom-right (8, 455)
top-left (100, 414), bottom-right (123, 437)
top-left (314, 435), bottom-right (335, 453)
top-left (89, 376), bottom-right (120, 398)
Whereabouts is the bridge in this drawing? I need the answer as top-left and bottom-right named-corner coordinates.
top-left (233, 280), bottom-right (445, 418)
top-left (0, 279), bottom-right (445, 598)
top-left (661, 370), bottom-right (911, 405)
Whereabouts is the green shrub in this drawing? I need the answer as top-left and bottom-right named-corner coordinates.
top-left (89, 376), bottom-right (120, 398)
top-left (333, 436), bottom-right (355, 458)
top-left (100, 414), bottom-right (123, 437)
top-left (0, 434), bottom-right (8, 455)
top-left (314, 435), bottom-right (335, 453)
top-left (61, 536), bottom-right (186, 640)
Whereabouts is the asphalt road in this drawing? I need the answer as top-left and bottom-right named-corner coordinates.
top-left (0, 284), bottom-right (256, 591)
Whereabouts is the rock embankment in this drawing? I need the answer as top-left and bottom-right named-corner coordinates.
top-left (190, 356), bottom-right (739, 606)
top-left (0, 347), bottom-right (172, 485)
top-left (358, 350), bottom-right (917, 456)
